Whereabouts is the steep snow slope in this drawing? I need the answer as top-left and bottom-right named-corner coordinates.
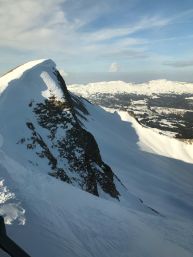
top-left (81, 102), bottom-right (193, 218)
top-left (80, 101), bottom-right (193, 255)
top-left (0, 61), bottom-right (193, 257)
top-left (110, 109), bottom-right (193, 164)
top-left (1, 99), bottom-right (193, 257)
top-left (0, 149), bottom-right (192, 257)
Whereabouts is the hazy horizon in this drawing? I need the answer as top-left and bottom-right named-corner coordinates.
top-left (64, 71), bottom-right (193, 84)
top-left (1, 62), bottom-right (193, 85)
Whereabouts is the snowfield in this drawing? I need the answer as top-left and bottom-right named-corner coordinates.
top-left (0, 60), bottom-right (193, 257)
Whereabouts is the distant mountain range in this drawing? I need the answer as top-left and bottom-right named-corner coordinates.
top-left (69, 80), bottom-right (193, 140)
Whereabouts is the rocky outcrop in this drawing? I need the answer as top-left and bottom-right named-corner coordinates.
top-left (18, 68), bottom-right (120, 199)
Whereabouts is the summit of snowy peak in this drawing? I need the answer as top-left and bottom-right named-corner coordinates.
top-left (0, 58), bottom-right (55, 80)
top-left (0, 58), bottom-right (66, 102)
top-left (0, 60), bottom-right (125, 201)
top-left (0, 59), bottom-right (57, 95)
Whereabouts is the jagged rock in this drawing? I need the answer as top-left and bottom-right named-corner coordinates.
top-left (7, 60), bottom-right (121, 199)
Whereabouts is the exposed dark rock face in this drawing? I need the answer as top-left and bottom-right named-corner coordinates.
top-left (18, 70), bottom-right (120, 199)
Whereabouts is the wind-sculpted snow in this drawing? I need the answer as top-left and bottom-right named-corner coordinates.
top-left (0, 59), bottom-right (53, 94)
top-left (0, 177), bottom-right (25, 225)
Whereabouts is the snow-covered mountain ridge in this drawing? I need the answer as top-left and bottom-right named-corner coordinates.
top-left (0, 59), bottom-right (124, 199)
top-left (0, 60), bottom-right (193, 257)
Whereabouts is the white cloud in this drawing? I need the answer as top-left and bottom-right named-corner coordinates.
top-left (86, 16), bottom-right (170, 42)
top-left (0, 0), bottom-right (77, 52)
top-left (0, 0), bottom-right (169, 54)
top-left (109, 62), bottom-right (119, 72)
top-left (0, 0), bottom-right (188, 73)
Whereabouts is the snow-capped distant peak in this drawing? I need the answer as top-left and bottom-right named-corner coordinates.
top-left (69, 79), bottom-right (193, 96)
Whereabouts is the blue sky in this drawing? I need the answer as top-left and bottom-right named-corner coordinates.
top-left (0, 0), bottom-right (193, 83)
